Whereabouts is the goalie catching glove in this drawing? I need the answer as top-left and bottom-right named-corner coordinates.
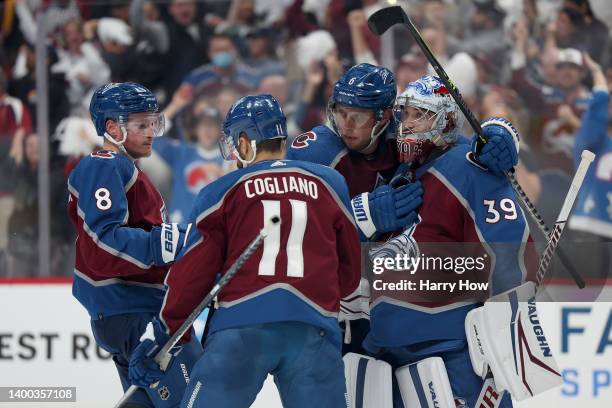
top-left (471, 117), bottom-right (520, 174)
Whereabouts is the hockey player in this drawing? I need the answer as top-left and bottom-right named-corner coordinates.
top-left (344, 76), bottom-right (552, 408)
top-left (128, 94), bottom-right (362, 407)
top-left (67, 83), bottom-right (202, 408)
top-left (286, 63), bottom-right (521, 353)
top-left (287, 63), bottom-right (519, 240)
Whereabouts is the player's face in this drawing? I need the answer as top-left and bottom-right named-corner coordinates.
top-left (400, 106), bottom-right (437, 134)
top-left (123, 112), bottom-right (164, 158)
top-left (333, 105), bottom-right (377, 151)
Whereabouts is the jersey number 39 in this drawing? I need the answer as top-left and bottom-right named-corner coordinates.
top-left (483, 198), bottom-right (517, 224)
top-left (259, 199), bottom-right (307, 278)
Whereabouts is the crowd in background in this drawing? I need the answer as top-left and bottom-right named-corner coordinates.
top-left (0, 0), bottom-right (611, 277)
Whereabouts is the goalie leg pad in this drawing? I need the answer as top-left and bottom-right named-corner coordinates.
top-left (395, 357), bottom-right (456, 408)
top-left (343, 353), bottom-right (393, 408)
top-left (465, 282), bottom-right (562, 401)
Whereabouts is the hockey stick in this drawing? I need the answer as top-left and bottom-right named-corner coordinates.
top-left (367, 5), bottom-right (586, 288)
top-left (114, 216), bottom-right (281, 408)
top-left (535, 150), bottom-right (595, 291)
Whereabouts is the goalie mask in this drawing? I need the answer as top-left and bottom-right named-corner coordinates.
top-left (393, 75), bottom-right (463, 164)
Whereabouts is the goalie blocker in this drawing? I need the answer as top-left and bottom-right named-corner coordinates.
top-left (465, 282), bottom-right (562, 401)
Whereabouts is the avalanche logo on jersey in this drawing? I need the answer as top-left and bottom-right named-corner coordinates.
top-left (291, 131), bottom-right (317, 149)
top-left (184, 162), bottom-right (223, 194)
top-left (368, 216), bottom-right (422, 270)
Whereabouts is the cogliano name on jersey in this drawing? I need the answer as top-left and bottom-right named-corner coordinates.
top-left (244, 176), bottom-right (319, 199)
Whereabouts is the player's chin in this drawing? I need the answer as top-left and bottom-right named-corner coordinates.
top-left (341, 136), bottom-right (368, 151)
top-left (136, 145), bottom-right (153, 158)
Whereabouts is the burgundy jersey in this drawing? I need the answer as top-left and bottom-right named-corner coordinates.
top-left (68, 151), bottom-right (168, 317)
top-left (160, 159), bottom-right (361, 346)
top-left (287, 125), bottom-right (399, 198)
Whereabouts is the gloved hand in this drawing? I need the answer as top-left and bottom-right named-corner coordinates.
top-left (129, 318), bottom-right (171, 388)
top-left (151, 222), bottom-right (191, 265)
top-left (351, 181), bottom-right (423, 239)
top-left (471, 117), bottom-right (520, 174)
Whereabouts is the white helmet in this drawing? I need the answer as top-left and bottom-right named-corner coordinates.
top-left (393, 75), bottom-right (464, 163)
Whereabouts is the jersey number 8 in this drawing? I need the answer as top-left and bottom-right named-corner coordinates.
top-left (95, 188), bottom-right (112, 210)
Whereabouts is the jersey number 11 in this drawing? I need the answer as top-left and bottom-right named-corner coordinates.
top-left (259, 199), bottom-right (307, 278)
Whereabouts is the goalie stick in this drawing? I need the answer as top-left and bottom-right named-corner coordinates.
top-left (468, 150), bottom-right (593, 405)
top-left (535, 150), bottom-right (595, 291)
top-left (367, 5), bottom-right (586, 288)
top-left (114, 216), bottom-right (281, 408)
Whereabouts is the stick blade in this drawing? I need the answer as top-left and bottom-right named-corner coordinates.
top-left (367, 5), bottom-right (406, 35)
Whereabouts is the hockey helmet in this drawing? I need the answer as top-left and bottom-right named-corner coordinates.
top-left (220, 94), bottom-right (287, 164)
top-left (393, 75), bottom-right (464, 163)
top-left (89, 82), bottom-right (164, 145)
top-left (328, 63), bottom-right (396, 151)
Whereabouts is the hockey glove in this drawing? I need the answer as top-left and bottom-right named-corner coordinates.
top-left (150, 222), bottom-right (191, 265)
top-left (129, 318), bottom-right (172, 388)
top-left (471, 117), bottom-right (520, 174)
top-left (351, 181), bottom-right (423, 239)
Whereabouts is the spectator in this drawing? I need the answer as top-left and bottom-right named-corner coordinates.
top-left (447, 0), bottom-right (508, 71)
top-left (215, 86), bottom-right (242, 118)
top-left (221, 0), bottom-right (258, 38)
top-left (512, 16), bottom-right (592, 173)
top-left (258, 74), bottom-right (301, 136)
top-left (14, 0), bottom-right (82, 46)
top-left (394, 52), bottom-right (428, 94)
top-left (244, 27), bottom-right (286, 78)
top-left (179, 33), bottom-right (260, 103)
top-left (8, 43), bottom-right (70, 137)
top-left (567, 53), bottom-right (612, 279)
top-left (293, 31), bottom-right (342, 131)
top-left (96, 18), bottom-right (136, 82)
top-left (558, 0), bottom-right (610, 64)
top-left (553, 7), bottom-right (591, 55)
top-left (284, 0), bottom-right (322, 39)
top-left (347, 8), bottom-right (379, 65)
top-left (153, 108), bottom-right (227, 223)
top-left (160, 0), bottom-right (210, 101)
top-left (5, 133), bottom-right (70, 276)
top-left (540, 49), bottom-right (592, 170)
top-left (0, 70), bottom-right (32, 272)
top-left (51, 19), bottom-right (110, 116)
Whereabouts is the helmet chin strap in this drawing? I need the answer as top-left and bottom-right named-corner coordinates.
top-left (104, 126), bottom-right (136, 161)
top-left (358, 117), bottom-right (390, 154)
top-left (236, 140), bottom-right (258, 166)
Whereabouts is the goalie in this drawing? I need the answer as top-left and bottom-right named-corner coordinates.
top-left (344, 76), bottom-right (562, 408)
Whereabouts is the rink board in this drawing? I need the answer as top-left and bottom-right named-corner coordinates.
top-left (0, 281), bottom-right (610, 407)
